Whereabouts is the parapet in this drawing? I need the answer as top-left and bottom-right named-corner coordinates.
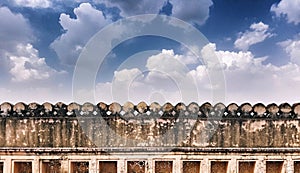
top-left (1, 101), bottom-right (300, 118)
top-left (1, 102), bottom-right (300, 149)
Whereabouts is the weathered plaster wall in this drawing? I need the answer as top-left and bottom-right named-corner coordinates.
top-left (1, 102), bottom-right (300, 148)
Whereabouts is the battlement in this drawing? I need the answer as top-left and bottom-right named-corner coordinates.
top-left (1, 101), bottom-right (300, 118)
top-left (1, 102), bottom-right (300, 172)
top-left (0, 102), bottom-right (300, 148)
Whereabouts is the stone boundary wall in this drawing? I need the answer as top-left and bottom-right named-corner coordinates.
top-left (1, 102), bottom-right (300, 148)
top-left (1, 102), bottom-right (300, 118)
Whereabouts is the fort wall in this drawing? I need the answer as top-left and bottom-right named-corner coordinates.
top-left (1, 102), bottom-right (300, 172)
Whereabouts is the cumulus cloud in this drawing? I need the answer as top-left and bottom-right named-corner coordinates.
top-left (51, 1), bottom-right (213, 66)
top-left (95, 49), bottom-right (200, 104)
top-left (271, 0), bottom-right (300, 25)
top-left (0, 6), bottom-right (32, 77)
top-left (101, 0), bottom-right (212, 25)
top-left (100, 0), bottom-right (165, 16)
top-left (0, 7), bottom-right (62, 82)
top-left (51, 3), bottom-right (110, 65)
top-left (95, 43), bottom-right (300, 104)
top-left (0, 6), bottom-right (69, 103)
top-left (145, 49), bottom-right (196, 94)
top-left (0, 7), bottom-right (32, 55)
top-left (234, 22), bottom-right (273, 51)
top-left (106, 50), bottom-right (197, 104)
top-left (12, 0), bottom-right (51, 8)
top-left (278, 38), bottom-right (300, 65)
top-left (110, 68), bottom-right (144, 103)
top-left (174, 48), bottom-right (200, 65)
top-left (171, 0), bottom-right (213, 25)
top-left (146, 49), bottom-right (187, 75)
top-left (190, 43), bottom-right (300, 104)
top-left (0, 5), bottom-right (66, 99)
top-left (114, 68), bottom-right (142, 83)
top-left (8, 44), bottom-right (62, 82)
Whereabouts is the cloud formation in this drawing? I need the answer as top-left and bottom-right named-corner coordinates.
top-left (101, 0), bottom-right (165, 16)
top-left (1, 1), bottom-right (299, 105)
top-left (0, 6), bottom-right (68, 103)
top-left (8, 44), bottom-right (61, 82)
top-left (51, 3), bottom-right (110, 65)
top-left (95, 49), bottom-right (198, 104)
top-left (271, 0), bottom-right (300, 25)
top-left (101, 0), bottom-right (212, 25)
top-left (94, 43), bottom-right (300, 104)
top-left (234, 22), bottom-right (273, 51)
top-left (171, 0), bottom-right (213, 25)
top-left (191, 43), bottom-right (300, 103)
top-left (0, 7), bottom-right (32, 55)
top-left (0, 6), bottom-right (32, 78)
top-left (0, 7), bottom-right (62, 83)
top-left (279, 38), bottom-right (300, 65)
top-left (12, 0), bottom-right (51, 8)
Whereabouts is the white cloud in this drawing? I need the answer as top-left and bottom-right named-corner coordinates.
top-left (51, 3), bottom-right (110, 65)
top-left (0, 6), bottom-right (32, 78)
top-left (279, 38), bottom-right (300, 65)
top-left (110, 68), bottom-right (144, 103)
top-left (145, 50), bottom-right (199, 97)
top-left (13, 0), bottom-right (51, 8)
top-left (199, 43), bottom-right (268, 73)
top-left (96, 49), bottom-right (200, 104)
top-left (101, 0), bottom-right (212, 25)
top-left (0, 7), bottom-right (62, 82)
top-left (171, 0), bottom-right (213, 25)
top-left (8, 44), bottom-right (61, 82)
top-left (114, 68), bottom-right (142, 83)
top-left (146, 49), bottom-right (187, 74)
top-left (175, 48), bottom-right (199, 65)
top-left (100, 0), bottom-right (165, 16)
top-left (191, 43), bottom-right (300, 104)
top-left (0, 7), bottom-right (32, 55)
top-left (271, 0), bottom-right (300, 25)
top-left (95, 43), bottom-right (300, 104)
top-left (234, 22), bottom-right (273, 51)
top-left (0, 6), bottom-right (68, 104)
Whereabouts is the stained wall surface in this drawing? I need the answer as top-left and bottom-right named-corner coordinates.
top-left (1, 102), bottom-right (300, 148)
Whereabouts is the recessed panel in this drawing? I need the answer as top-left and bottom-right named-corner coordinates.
top-left (238, 161), bottom-right (255, 173)
top-left (266, 161), bottom-right (283, 173)
top-left (0, 162), bottom-right (3, 173)
top-left (42, 160), bottom-right (61, 173)
top-left (99, 161), bottom-right (117, 173)
top-left (155, 161), bottom-right (173, 173)
top-left (183, 161), bottom-right (200, 173)
top-left (127, 161), bottom-right (146, 173)
top-left (70, 162), bottom-right (89, 173)
top-left (211, 161), bottom-right (228, 173)
top-left (295, 161), bottom-right (300, 173)
top-left (14, 162), bottom-right (32, 173)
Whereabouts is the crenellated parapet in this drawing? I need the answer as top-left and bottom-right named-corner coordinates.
top-left (1, 102), bottom-right (300, 118)
top-left (1, 102), bottom-right (300, 148)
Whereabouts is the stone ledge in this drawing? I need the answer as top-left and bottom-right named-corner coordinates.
top-left (1, 147), bottom-right (300, 154)
top-left (1, 102), bottom-right (300, 119)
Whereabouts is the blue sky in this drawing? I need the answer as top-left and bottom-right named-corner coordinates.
top-left (0, 0), bottom-right (300, 104)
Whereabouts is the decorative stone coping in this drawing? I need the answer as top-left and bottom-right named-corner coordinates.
top-left (1, 102), bottom-right (300, 149)
top-left (1, 102), bottom-right (300, 119)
